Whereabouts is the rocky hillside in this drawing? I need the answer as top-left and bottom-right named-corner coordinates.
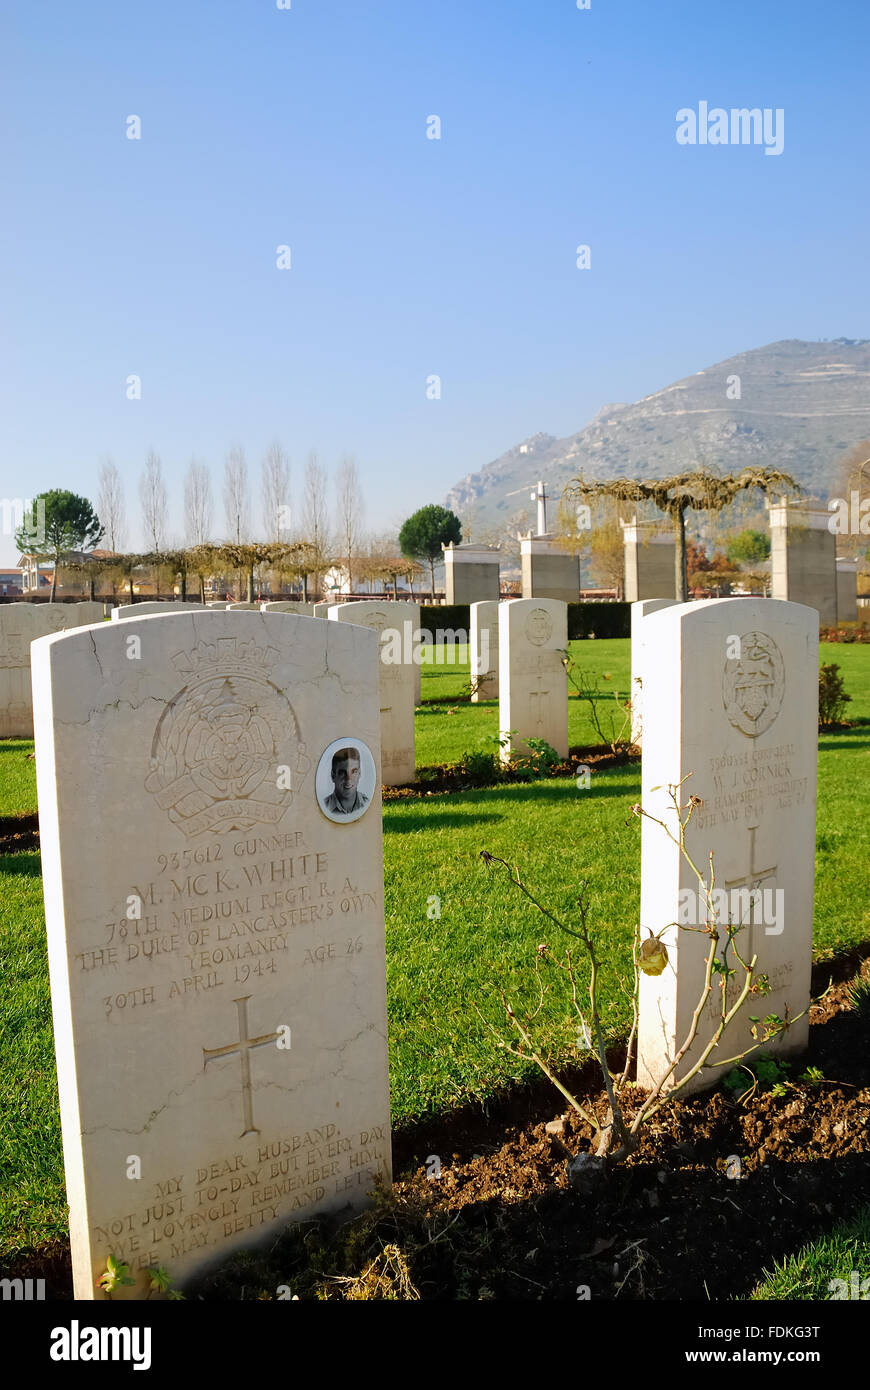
top-left (446, 339), bottom-right (870, 534)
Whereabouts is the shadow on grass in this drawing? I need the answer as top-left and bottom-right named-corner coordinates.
top-left (385, 810), bottom-right (506, 833)
top-left (483, 780), bottom-right (637, 804)
top-left (0, 850), bottom-right (41, 877)
top-left (417, 779), bottom-right (637, 806)
top-left (818, 726), bottom-right (870, 752)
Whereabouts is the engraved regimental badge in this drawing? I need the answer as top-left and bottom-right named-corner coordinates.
top-left (145, 637), bottom-right (310, 836)
top-left (723, 631), bottom-right (785, 738)
top-left (525, 608), bottom-right (554, 647)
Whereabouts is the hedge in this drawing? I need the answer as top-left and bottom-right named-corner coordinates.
top-left (417, 601), bottom-right (631, 640)
top-left (568, 601), bottom-right (631, 639)
top-left (418, 604), bottom-right (471, 635)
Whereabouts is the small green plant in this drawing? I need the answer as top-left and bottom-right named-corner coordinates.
top-left (492, 732), bottom-right (562, 778)
top-left (846, 972), bottom-right (870, 1019)
top-left (798, 1065), bottom-right (825, 1087)
top-left (454, 749), bottom-right (498, 785)
top-left (96, 1254), bottom-right (135, 1297)
top-left (723, 1053), bottom-right (792, 1102)
top-left (724, 1056), bottom-right (828, 1104)
top-left (524, 738), bottom-right (562, 773)
top-left (819, 662), bottom-right (852, 728)
top-left (145, 1265), bottom-right (186, 1299)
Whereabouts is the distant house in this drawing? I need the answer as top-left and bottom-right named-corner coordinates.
top-left (0, 568), bottom-right (23, 596)
top-left (17, 549), bottom-right (128, 598)
top-left (17, 553), bottom-right (54, 593)
top-left (321, 565), bottom-right (351, 597)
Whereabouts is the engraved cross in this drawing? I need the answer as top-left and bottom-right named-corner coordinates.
top-left (203, 996), bottom-right (280, 1138)
top-left (529, 676), bottom-right (549, 731)
top-left (724, 825), bottom-right (777, 965)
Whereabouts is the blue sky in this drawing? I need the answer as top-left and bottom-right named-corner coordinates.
top-left (1, 0), bottom-right (868, 564)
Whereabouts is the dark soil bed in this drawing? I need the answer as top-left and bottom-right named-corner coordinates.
top-left (384, 745), bottom-right (637, 800)
top-left (12, 949), bottom-right (870, 1301)
top-left (0, 812), bottom-right (39, 853)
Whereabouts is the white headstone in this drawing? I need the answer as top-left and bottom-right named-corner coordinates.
top-left (470, 600), bottom-right (500, 701)
top-left (630, 599), bottom-right (679, 746)
top-left (33, 611), bottom-right (391, 1299)
top-left (498, 599), bottom-right (569, 761)
top-left (637, 599), bottom-right (818, 1093)
top-left (328, 602), bottom-right (417, 785)
top-left (112, 602), bottom-right (204, 621)
top-left (261, 602), bottom-right (316, 617)
top-left (0, 602), bottom-right (105, 737)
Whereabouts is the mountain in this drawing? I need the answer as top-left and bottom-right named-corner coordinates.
top-left (445, 339), bottom-right (870, 535)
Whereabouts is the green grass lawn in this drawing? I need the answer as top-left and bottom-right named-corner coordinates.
top-left (417, 638), bottom-right (631, 764)
top-left (0, 639), bottom-right (868, 1261)
top-left (0, 742), bottom-right (37, 818)
top-left (0, 851), bottom-right (67, 1254)
top-left (746, 1208), bottom-right (870, 1300)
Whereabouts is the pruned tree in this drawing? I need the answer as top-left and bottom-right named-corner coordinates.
top-left (271, 539), bottom-right (317, 599)
top-left (567, 467), bottom-right (802, 603)
top-left (212, 541), bottom-right (312, 604)
top-left (60, 552), bottom-right (115, 600)
top-left (97, 459), bottom-right (127, 554)
top-left (151, 548), bottom-right (195, 602)
top-left (110, 551), bottom-right (148, 603)
top-left (184, 459), bottom-right (213, 548)
top-left (372, 549), bottom-right (418, 598)
top-left (184, 542), bottom-right (222, 603)
top-left (139, 451), bottom-right (168, 554)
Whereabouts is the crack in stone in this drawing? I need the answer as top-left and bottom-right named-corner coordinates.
top-left (82, 1069), bottom-right (204, 1137)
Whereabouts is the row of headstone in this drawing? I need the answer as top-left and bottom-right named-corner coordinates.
top-left (469, 598), bottom-right (572, 760)
top-left (112, 601), bottom-right (205, 620)
top-left (33, 608), bottom-right (392, 1299)
top-left (328, 603), bottom-right (417, 786)
top-left (0, 602), bottom-right (106, 737)
top-left (1, 599), bottom-right (418, 784)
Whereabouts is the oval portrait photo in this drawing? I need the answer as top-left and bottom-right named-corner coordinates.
top-left (315, 738), bottom-right (377, 824)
